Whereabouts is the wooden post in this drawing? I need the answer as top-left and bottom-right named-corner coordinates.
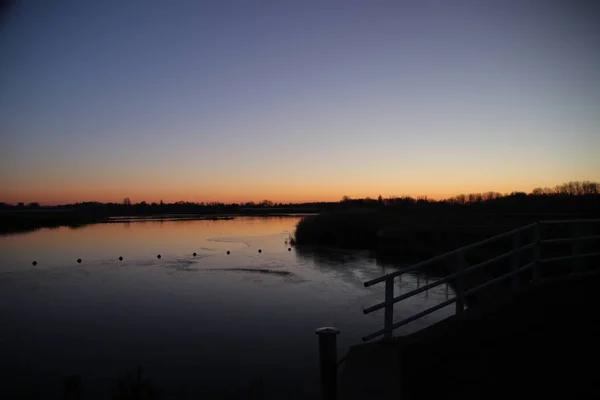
top-left (384, 278), bottom-right (394, 340)
top-left (315, 327), bottom-right (340, 400)
top-left (511, 230), bottom-right (520, 290)
top-left (572, 222), bottom-right (581, 275)
top-left (532, 223), bottom-right (541, 284)
top-left (455, 251), bottom-right (466, 316)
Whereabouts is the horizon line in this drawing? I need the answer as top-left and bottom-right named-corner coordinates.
top-left (3, 180), bottom-right (598, 207)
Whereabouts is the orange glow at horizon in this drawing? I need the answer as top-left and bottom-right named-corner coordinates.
top-left (1, 178), bottom-right (591, 206)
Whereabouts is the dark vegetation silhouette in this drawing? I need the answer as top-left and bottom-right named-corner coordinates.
top-left (2, 181), bottom-right (598, 236)
top-left (293, 181), bottom-right (597, 285)
top-left (294, 180), bottom-right (600, 254)
top-left (0, 200), bottom-right (332, 234)
top-left (295, 180), bottom-right (600, 310)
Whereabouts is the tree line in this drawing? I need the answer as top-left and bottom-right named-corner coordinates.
top-left (1, 180), bottom-right (598, 216)
top-left (337, 180), bottom-right (600, 214)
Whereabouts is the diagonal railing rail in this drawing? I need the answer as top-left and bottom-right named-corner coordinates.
top-left (362, 219), bottom-right (600, 342)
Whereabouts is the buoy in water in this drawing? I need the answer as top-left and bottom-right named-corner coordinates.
top-left (258, 249), bottom-right (262, 253)
top-left (119, 256), bottom-right (123, 261)
top-left (157, 254), bottom-right (161, 259)
top-left (32, 261), bottom-right (37, 266)
top-left (288, 248), bottom-right (291, 251)
top-left (77, 258), bottom-right (82, 264)
top-left (193, 252), bottom-right (197, 257)
top-left (226, 251), bottom-right (230, 255)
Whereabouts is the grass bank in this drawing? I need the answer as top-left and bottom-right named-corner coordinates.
top-left (294, 209), bottom-right (551, 260)
top-left (294, 209), bottom-right (599, 302)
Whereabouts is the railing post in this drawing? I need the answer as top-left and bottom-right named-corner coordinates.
top-left (532, 223), bottom-right (541, 284)
top-left (455, 250), bottom-right (466, 316)
top-left (383, 277), bottom-right (394, 340)
top-left (315, 327), bottom-right (340, 400)
top-left (511, 230), bottom-right (520, 290)
top-left (572, 221), bottom-right (581, 275)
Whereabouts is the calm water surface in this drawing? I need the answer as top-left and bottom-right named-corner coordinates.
top-left (0, 216), bottom-right (453, 398)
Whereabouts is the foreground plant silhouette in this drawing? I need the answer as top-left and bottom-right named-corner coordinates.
top-left (115, 366), bottom-right (160, 400)
top-left (62, 366), bottom-right (160, 400)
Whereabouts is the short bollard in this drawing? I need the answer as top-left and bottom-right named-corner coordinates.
top-left (315, 326), bottom-right (340, 400)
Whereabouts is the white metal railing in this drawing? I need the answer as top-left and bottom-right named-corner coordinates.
top-left (362, 219), bottom-right (600, 342)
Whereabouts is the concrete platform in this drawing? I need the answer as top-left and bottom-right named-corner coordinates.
top-left (339, 273), bottom-right (600, 400)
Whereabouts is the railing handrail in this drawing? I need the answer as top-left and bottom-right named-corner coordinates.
top-left (364, 222), bottom-right (537, 287)
top-left (363, 242), bottom-right (536, 315)
top-left (361, 218), bottom-right (600, 341)
top-left (539, 218), bottom-right (600, 224)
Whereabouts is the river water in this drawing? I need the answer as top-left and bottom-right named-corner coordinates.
top-left (0, 216), bottom-right (454, 398)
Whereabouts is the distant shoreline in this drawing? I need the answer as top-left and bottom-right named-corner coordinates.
top-left (0, 211), bottom-right (317, 235)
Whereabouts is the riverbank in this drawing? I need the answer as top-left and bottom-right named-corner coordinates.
top-left (294, 209), bottom-right (598, 263)
top-left (294, 209), bottom-right (599, 304)
top-left (0, 210), bottom-right (315, 235)
top-left (293, 187), bottom-right (600, 264)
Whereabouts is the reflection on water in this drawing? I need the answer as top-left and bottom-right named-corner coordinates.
top-left (207, 268), bottom-right (295, 277)
top-left (0, 216), bottom-right (454, 398)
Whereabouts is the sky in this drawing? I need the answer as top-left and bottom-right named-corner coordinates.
top-left (1, 0), bottom-right (599, 205)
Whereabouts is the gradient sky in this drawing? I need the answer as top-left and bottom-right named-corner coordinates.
top-left (1, 1), bottom-right (599, 204)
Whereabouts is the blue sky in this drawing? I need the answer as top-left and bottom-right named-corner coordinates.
top-left (1, 1), bottom-right (599, 204)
